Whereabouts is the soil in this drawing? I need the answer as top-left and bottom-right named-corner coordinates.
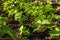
top-left (0, 0), bottom-right (60, 40)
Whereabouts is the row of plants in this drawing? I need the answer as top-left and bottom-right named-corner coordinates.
top-left (0, 0), bottom-right (60, 40)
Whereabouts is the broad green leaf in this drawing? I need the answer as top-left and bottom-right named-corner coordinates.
top-left (42, 20), bottom-right (50, 24)
top-left (35, 20), bottom-right (41, 24)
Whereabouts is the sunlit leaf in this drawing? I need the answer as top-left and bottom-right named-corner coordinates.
top-left (42, 20), bottom-right (50, 24)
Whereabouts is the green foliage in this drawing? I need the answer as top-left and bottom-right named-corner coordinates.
top-left (1, 25), bottom-right (18, 40)
top-left (2, 0), bottom-right (60, 40)
top-left (0, 16), bottom-right (18, 40)
top-left (19, 25), bottom-right (30, 36)
top-left (0, 16), bottom-right (8, 25)
top-left (43, 4), bottom-right (55, 13)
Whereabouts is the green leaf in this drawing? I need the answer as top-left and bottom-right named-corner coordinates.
top-left (55, 27), bottom-right (60, 32)
top-left (0, 17), bottom-right (8, 25)
top-left (44, 4), bottom-right (55, 13)
top-left (49, 30), bottom-right (60, 36)
top-left (0, 29), bottom-right (5, 36)
top-left (19, 25), bottom-right (30, 36)
top-left (47, 15), bottom-right (52, 21)
top-left (15, 12), bottom-right (22, 20)
top-left (18, 15), bottom-right (28, 24)
top-left (19, 25), bottom-right (24, 35)
top-left (35, 20), bottom-right (41, 24)
top-left (1, 25), bottom-right (17, 40)
top-left (0, 17), bottom-right (8, 22)
top-left (42, 20), bottom-right (50, 24)
top-left (54, 15), bottom-right (60, 19)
